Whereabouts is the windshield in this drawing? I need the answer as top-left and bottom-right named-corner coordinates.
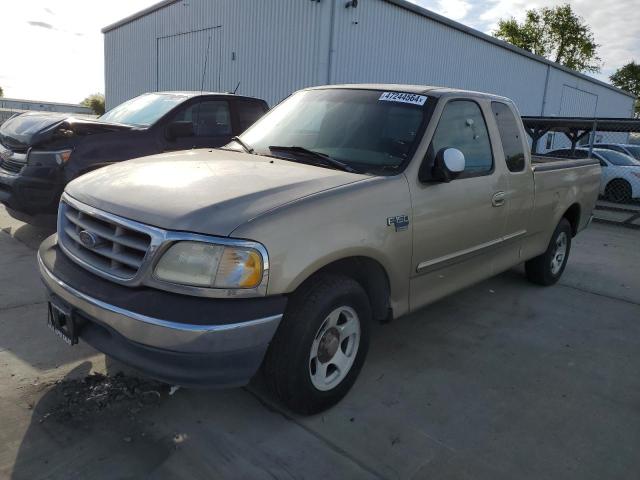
top-left (99, 93), bottom-right (189, 126)
top-left (624, 145), bottom-right (640, 160)
top-left (596, 149), bottom-right (640, 166)
top-left (237, 89), bottom-right (432, 174)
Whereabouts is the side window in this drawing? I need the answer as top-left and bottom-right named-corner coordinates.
top-left (429, 100), bottom-right (493, 177)
top-left (174, 101), bottom-right (231, 137)
top-left (236, 100), bottom-right (268, 132)
top-left (491, 102), bottom-right (526, 172)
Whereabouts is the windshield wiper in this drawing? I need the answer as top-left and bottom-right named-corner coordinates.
top-left (268, 146), bottom-right (356, 173)
top-left (231, 136), bottom-right (254, 154)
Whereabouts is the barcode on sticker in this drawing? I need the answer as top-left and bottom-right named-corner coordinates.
top-left (379, 92), bottom-right (427, 106)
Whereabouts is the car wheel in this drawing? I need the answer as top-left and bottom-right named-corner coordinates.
top-left (263, 274), bottom-right (371, 415)
top-left (605, 179), bottom-right (632, 203)
top-left (525, 218), bottom-right (572, 286)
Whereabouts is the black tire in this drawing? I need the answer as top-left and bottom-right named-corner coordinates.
top-left (525, 218), bottom-right (572, 286)
top-left (263, 274), bottom-right (371, 415)
top-left (605, 179), bottom-right (632, 203)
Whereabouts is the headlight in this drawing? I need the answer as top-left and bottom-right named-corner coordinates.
top-left (154, 241), bottom-right (264, 289)
top-left (28, 149), bottom-right (72, 166)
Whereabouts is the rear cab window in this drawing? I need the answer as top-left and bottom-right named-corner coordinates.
top-left (491, 102), bottom-right (526, 172)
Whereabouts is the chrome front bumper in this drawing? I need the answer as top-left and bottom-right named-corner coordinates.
top-left (38, 253), bottom-right (282, 354)
top-left (38, 244), bottom-right (285, 387)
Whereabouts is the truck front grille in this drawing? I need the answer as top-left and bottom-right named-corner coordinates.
top-left (0, 158), bottom-right (24, 174)
top-left (58, 199), bottom-right (152, 279)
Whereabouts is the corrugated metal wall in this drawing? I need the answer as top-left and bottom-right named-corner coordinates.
top-left (104, 0), bottom-right (635, 122)
top-left (105, 0), bottom-right (331, 109)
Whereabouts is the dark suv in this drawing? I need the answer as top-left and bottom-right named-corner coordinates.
top-left (0, 91), bottom-right (268, 224)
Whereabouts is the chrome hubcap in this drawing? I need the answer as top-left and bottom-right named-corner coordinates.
top-left (551, 232), bottom-right (568, 275)
top-left (309, 306), bottom-right (360, 391)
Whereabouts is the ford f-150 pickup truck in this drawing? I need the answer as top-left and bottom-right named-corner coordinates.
top-left (0, 91), bottom-right (268, 225)
top-left (38, 85), bottom-right (600, 414)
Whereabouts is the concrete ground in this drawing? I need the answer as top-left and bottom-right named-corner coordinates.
top-left (1, 205), bottom-right (639, 480)
top-left (594, 199), bottom-right (640, 229)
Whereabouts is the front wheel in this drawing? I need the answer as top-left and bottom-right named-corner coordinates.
top-left (263, 274), bottom-right (371, 415)
top-left (525, 218), bottom-right (572, 286)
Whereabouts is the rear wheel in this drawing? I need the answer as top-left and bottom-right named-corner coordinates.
top-left (525, 218), bottom-right (572, 286)
top-left (263, 274), bottom-right (371, 415)
top-left (605, 179), bottom-right (632, 203)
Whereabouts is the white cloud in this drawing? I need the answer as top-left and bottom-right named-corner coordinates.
top-left (1, 0), bottom-right (157, 104)
top-left (436, 0), bottom-right (471, 21)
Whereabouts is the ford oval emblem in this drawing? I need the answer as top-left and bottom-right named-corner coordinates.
top-left (78, 230), bottom-right (98, 248)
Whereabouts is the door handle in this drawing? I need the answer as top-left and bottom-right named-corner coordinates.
top-left (492, 191), bottom-right (506, 207)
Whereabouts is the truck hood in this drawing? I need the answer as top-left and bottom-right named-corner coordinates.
top-left (66, 149), bottom-right (368, 236)
top-left (0, 111), bottom-right (134, 150)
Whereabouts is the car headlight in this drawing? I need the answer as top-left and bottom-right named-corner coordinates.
top-left (28, 149), bottom-right (72, 166)
top-left (154, 241), bottom-right (264, 289)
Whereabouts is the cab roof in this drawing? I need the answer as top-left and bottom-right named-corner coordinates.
top-left (305, 84), bottom-right (513, 103)
top-left (152, 91), bottom-right (266, 102)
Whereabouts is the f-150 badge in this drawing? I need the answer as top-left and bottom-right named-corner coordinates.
top-left (387, 215), bottom-right (409, 232)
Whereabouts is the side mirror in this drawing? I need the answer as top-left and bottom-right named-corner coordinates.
top-left (431, 148), bottom-right (465, 182)
top-left (166, 121), bottom-right (194, 141)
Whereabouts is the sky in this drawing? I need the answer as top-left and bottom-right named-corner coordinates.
top-left (1, 0), bottom-right (638, 104)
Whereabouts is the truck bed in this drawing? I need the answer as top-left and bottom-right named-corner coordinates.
top-left (525, 154), bottom-right (601, 259)
top-left (531, 155), bottom-right (599, 172)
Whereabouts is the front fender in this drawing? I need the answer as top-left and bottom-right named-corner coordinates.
top-left (231, 175), bottom-right (413, 317)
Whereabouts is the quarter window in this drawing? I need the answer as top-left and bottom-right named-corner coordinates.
top-left (491, 102), bottom-right (526, 172)
top-left (429, 100), bottom-right (493, 177)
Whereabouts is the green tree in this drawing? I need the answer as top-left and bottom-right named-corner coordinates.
top-left (493, 4), bottom-right (600, 73)
top-left (610, 61), bottom-right (640, 116)
top-left (81, 93), bottom-right (105, 115)
top-left (0, 86), bottom-right (4, 97)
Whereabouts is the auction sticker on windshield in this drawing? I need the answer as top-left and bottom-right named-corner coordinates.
top-left (379, 92), bottom-right (427, 106)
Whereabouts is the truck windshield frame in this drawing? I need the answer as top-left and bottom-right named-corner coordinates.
top-left (99, 93), bottom-right (190, 127)
top-left (237, 88), bottom-right (436, 175)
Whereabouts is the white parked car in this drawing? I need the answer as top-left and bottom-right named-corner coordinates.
top-left (594, 143), bottom-right (640, 161)
top-left (548, 148), bottom-right (640, 203)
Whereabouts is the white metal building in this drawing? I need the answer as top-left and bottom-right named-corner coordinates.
top-left (102, 0), bottom-right (635, 126)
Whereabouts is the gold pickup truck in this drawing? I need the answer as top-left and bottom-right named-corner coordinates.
top-left (38, 85), bottom-right (600, 414)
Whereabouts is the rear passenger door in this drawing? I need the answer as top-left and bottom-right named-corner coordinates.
top-left (409, 98), bottom-right (509, 310)
top-left (490, 101), bottom-right (533, 271)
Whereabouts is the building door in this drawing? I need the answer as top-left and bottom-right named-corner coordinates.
top-left (157, 27), bottom-right (222, 92)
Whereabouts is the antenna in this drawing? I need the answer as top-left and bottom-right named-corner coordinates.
top-left (233, 81), bottom-right (240, 95)
top-left (200, 35), bottom-right (212, 94)
top-left (195, 35), bottom-right (212, 136)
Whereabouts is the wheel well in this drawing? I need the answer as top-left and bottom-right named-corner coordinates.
top-left (563, 203), bottom-right (581, 236)
top-left (297, 257), bottom-right (392, 323)
top-left (606, 178), bottom-right (631, 189)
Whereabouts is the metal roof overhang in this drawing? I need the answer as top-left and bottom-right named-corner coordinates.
top-left (523, 117), bottom-right (640, 134)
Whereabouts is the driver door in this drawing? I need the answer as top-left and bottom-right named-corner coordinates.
top-left (408, 99), bottom-right (509, 310)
